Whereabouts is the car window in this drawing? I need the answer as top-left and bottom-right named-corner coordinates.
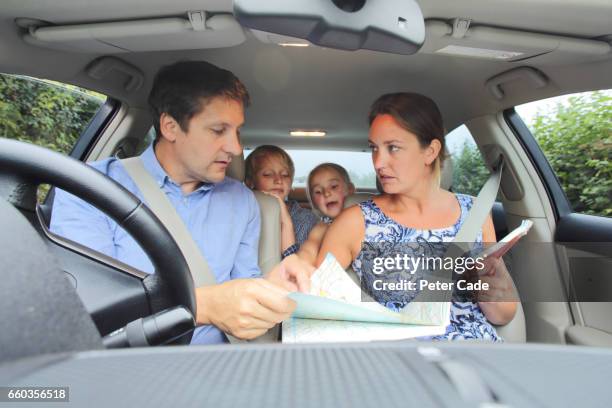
top-left (245, 148), bottom-right (377, 189)
top-left (0, 73), bottom-right (106, 155)
top-left (446, 124), bottom-right (490, 196)
top-left (1, 73), bottom-right (107, 201)
top-left (515, 90), bottom-right (611, 217)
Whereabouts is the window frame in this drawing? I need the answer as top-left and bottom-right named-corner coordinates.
top-left (70, 98), bottom-right (121, 160)
top-left (503, 108), bottom-right (572, 221)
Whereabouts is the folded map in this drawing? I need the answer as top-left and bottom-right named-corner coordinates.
top-left (282, 254), bottom-right (450, 343)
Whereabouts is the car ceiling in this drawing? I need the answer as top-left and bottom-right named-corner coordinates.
top-left (1, 0), bottom-right (611, 149)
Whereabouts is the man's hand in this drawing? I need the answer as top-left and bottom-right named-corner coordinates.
top-left (266, 254), bottom-right (315, 293)
top-left (196, 278), bottom-right (296, 340)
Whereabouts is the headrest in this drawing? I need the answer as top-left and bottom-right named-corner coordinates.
top-left (343, 193), bottom-right (374, 209)
top-left (227, 152), bottom-right (245, 181)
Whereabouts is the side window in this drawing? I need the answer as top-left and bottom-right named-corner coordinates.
top-left (0, 73), bottom-right (106, 155)
top-left (446, 124), bottom-right (490, 196)
top-left (515, 90), bottom-right (611, 217)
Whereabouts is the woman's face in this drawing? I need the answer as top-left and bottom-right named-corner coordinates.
top-left (368, 114), bottom-right (436, 195)
top-left (309, 168), bottom-right (354, 218)
top-left (250, 155), bottom-right (292, 200)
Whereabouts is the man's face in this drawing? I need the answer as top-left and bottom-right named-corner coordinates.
top-left (169, 97), bottom-right (244, 185)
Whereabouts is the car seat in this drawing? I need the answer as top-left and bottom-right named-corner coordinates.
top-left (226, 153), bottom-right (282, 342)
top-left (227, 153), bottom-right (281, 275)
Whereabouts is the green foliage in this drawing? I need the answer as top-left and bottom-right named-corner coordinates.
top-left (451, 141), bottom-right (490, 196)
top-left (0, 74), bottom-right (105, 155)
top-left (452, 91), bottom-right (611, 217)
top-left (0, 74), bottom-right (105, 201)
top-left (530, 91), bottom-right (611, 216)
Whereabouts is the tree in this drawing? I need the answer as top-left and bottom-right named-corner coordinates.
top-left (451, 91), bottom-right (611, 217)
top-left (451, 141), bottom-right (489, 196)
top-left (0, 74), bottom-right (104, 155)
top-left (1, 74), bottom-right (105, 201)
top-left (530, 91), bottom-right (611, 217)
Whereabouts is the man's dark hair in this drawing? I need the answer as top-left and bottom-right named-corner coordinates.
top-left (148, 61), bottom-right (250, 140)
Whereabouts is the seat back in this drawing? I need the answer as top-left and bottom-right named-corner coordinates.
top-left (494, 302), bottom-right (526, 342)
top-left (228, 153), bottom-right (280, 274)
top-left (343, 192), bottom-right (375, 209)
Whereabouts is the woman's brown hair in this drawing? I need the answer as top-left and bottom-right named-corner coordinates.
top-left (368, 92), bottom-right (447, 185)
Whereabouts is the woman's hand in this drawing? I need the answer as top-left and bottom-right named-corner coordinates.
top-left (266, 254), bottom-right (314, 292)
top-left (474, 214), bottom-right (518, 326)
top-left (476, 256), bottom-right (518, 325)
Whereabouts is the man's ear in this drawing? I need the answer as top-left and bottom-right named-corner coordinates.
top-left (158, 113), bottom-right (181, 143)
top-left (425, 139), bottom-right (442, 165)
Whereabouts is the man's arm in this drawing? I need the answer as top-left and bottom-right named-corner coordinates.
top-left (50, 187), bottom-right (116, 257)
top-left (230, 189), bottom-right (262, 279)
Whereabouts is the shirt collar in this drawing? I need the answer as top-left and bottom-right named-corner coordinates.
top-left (139, 143), bottom-right (215, 193)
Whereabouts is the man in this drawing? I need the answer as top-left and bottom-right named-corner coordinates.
top-left (51, 61), bottom-right (312, 344)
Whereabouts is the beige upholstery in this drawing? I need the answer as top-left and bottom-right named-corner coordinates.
top-left (252, 191), bottom-right (281, 275)
top-left (227, 152), bottom-right (280, 275)
top-left (343, 192), bottom-right (375, 209)
top-left (494, 302), bottom-right (526, 342)
top-left (227, 153), bottom-right (245, 182)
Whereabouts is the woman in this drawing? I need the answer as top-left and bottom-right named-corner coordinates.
top-left (316, 92), bottom-right (517, 340)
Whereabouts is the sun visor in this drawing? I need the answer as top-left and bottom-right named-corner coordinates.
top-left (233, 0), bottom-right (425, 55)
top-left (422, 20), bottom-right (611, 63)
top-left (23, 13), bottom-right (245, 53)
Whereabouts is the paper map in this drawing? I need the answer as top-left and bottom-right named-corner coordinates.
top-left (282, 253), bottom-right (450, 343)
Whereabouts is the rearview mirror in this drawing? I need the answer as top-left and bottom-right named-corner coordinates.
top-left (233, 0), bottom-right (425, 55)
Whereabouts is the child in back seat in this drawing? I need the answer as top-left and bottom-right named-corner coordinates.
top-left (297, 163), bottom-right (355, 265)
top-left (245, 145), bottom-right (319, 259)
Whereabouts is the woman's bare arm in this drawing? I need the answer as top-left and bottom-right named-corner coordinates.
top-left (297, 223), bottom-right (328, 267)
top-left (315, 205), bottom-right (365, 269)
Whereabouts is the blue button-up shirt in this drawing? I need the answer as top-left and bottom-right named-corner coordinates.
top-left (50, 144), bottom-right (262, 344)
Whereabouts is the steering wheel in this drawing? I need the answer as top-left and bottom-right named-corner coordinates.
top-left (0, 138), bottom-right (196, 348)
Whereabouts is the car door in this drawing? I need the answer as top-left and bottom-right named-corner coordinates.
top-left (508, 90), bottom-right (612, 346)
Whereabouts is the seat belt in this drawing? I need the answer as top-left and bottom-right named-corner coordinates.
top-left (452, 157), bottom-right (504, 250)
top-left (121, 157), bottom-right (243, 343)
top-left (431, 157), bottom-right (504, 308)
top-left (122, 157), bottom-right (215, 287)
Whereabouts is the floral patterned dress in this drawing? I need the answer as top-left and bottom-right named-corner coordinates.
top-left (351, 195), bottom-right (501, 341)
